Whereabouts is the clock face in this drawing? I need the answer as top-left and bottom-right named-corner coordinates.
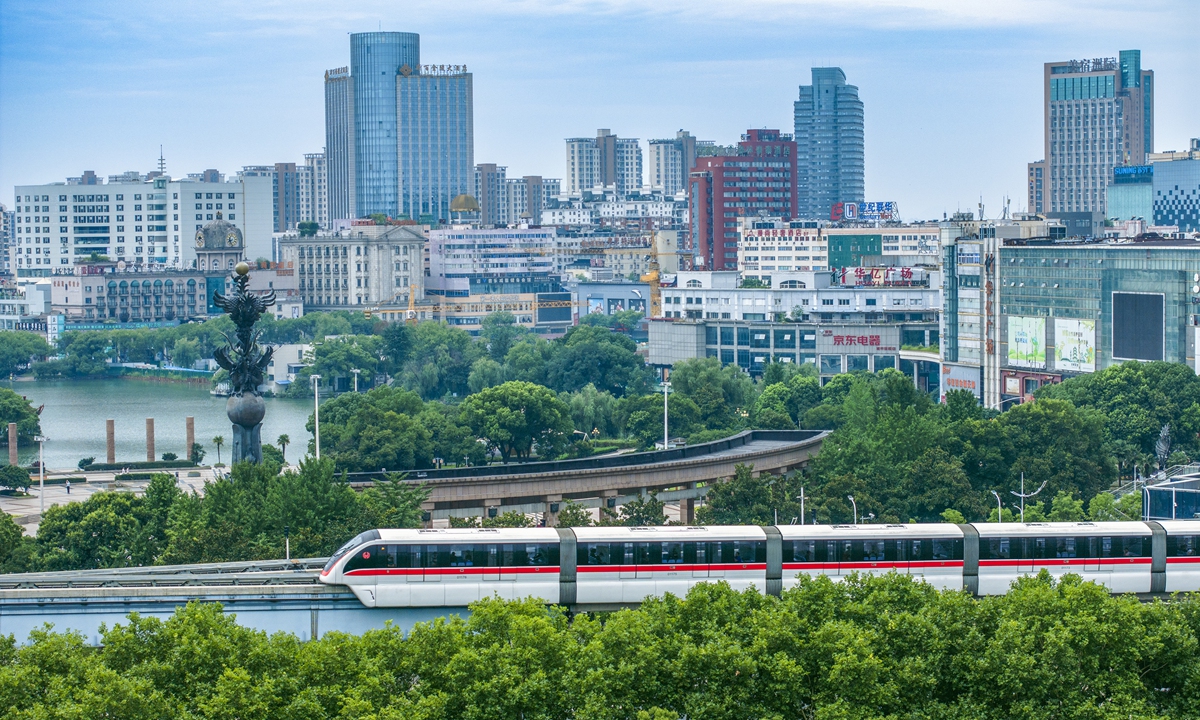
top-left (195, 232), bottom-right (205, 247)
top-left (226, 232), bottom-right (240, 247)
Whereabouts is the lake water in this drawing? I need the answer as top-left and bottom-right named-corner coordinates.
top-left (4, 379), bottom-right (316, 470)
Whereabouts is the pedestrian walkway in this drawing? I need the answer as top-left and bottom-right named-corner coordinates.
top-left (1, 466), bottom-right (219, 536)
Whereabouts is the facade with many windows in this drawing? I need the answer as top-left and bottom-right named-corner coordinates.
top-left (277, 224), bottom-right (424, 310)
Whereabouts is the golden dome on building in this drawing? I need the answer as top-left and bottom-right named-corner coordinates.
top-left (450, 194), bottom-right (480, 213)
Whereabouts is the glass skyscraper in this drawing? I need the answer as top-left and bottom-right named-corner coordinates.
top-left (350, 32), bottom-right (420, 218)
top-left (397, 69), bottom-right (474, 223)
top-left (794, 68), bottom-right (865, 220)
top-left (323, 31), bottom-right (474, 223)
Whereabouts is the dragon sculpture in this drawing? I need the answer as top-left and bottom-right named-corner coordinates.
top-left (213, 263), bottom-right (276, 397)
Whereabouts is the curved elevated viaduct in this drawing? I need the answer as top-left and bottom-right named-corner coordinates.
top-left (346, 429), bottom-right (828, 525)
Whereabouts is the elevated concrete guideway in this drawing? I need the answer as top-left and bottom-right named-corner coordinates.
top-left (344, 429), bottom-right (828, 524)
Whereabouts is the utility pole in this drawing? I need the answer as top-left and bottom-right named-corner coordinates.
top-left (661, 369), bottom-right (671, 450)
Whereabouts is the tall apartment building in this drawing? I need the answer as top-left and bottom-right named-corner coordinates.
top-left (1027, 161), bottom-right (1047, 215)
top-left (565, 129), bottom-right (642, 197)
top-left (299, 152), bottom-right (329, 228)
top-left (11, 174), bottom-right (275, 276)
top-left (324, 32), bottom-right (473, 223)
top-left (1, 204), bottom-right (12, 276)
top-left (794, 68), bottom-right (865, 219)
top-left (1043, 50), bottom-right (1154, 215)
top-left (324, 67), bottom-right (355, 223)
top-left (239, 164), bottom-right (301, 233)
top-left (474, 163), bottom-right (507, 226)
top-left (688, 129), bottom-right (799, 271)
top-left (647, 130), bottom-right (697, 195)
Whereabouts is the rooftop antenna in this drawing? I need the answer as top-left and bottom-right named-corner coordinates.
top-left (157, 146), bottom-right (166, 176)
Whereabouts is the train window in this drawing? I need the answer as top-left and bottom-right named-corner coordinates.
top-left (909, 539), bottom-right (923, 560)
top-left (662, 542), bottom-right (685, 564)
top-left (448, 545), bottom-right (475, 566)
top-left (634, 543), bottom-right (661, 565)
top-left (1120, 537), bottom-right (1145, 557)
top-left (1055, 537), bottom-right (1077, 558)
top-left (783, 540), bottom-right (818, 563)
top-left (324, 530), bottom-right (381, 573)
top-left (932, 539), bottom-right (961, 561)
top-left (863, 540), bottom-right (885, 562)
top-left (1168, 535), bottom-right (1199, 556)
top-left (983, 537), bottom-right (1014, 560)
top-left (344, 544), bottom-right (390, 572)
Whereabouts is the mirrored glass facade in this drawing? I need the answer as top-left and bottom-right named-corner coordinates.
top-left (350, 32), bottom-right (420, 218)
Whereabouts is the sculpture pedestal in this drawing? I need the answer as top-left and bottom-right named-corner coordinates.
top-left (230, 423), bottom-right (262, 464)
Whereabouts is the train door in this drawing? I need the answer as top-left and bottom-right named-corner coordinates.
top-left (837, 539), bottom-right (854, 576)
top-left (893, 539), bottom-right (910, 574)
top-left (658, 541), bottom-right (690, 597)
top-left (1018, 538), bottom-right (1035, 575)
top-left (690, 541), bottom-right (709, 578)
top-left (500, 544), bottom-right (519, 582)
top-left (482, 544), bottom-right (500, 582)
top-left (862, 539), bottom-right (886, 573)
top-left (443, 544), bottom-right (480, 604)
top-left (405, 545), bottom-right (425, 583)
top-left (409, 544), bottom-right (445, 606)
top-left (619, 543), bottom-right (636, 579)
top-left (635, 543), bottom-right (657, 580)
top-left (709, 542), bottom-right (728, 578)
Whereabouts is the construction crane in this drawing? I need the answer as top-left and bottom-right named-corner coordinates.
top-left (638, 222), bottom-right (662, 318)
top-left (362, 285), bottom-right (419, 323)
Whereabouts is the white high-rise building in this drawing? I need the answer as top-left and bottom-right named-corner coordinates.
top-left (564, 129), bottom-right (642, 197)
top-left (11, 174), bottom-right (274, 277)
top-left (648, 131), bottom-right (697, 196)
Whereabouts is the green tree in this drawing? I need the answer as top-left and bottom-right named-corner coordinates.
top-left (467, 357), bottom-right (507, 393)
top-left (169, 337), bottom-right (201, 369)
top-left (276, 434), bottom-right (289, 463)
top-left (697, 464), bottom-right (807, 525)
top-left (0, 387), bottom-right (42, 444)
top-left (190, 443), bottom-right (206, 464)
top-left (554, 500), bottom-right (594, 527)
top-left (460, 381), bottom-right (573, 461)
top-left (545, 325), bottom-right (652, 397)
top-left (668, 357), bottom-right (756, 431)
top-left (0, 330), bottom-right (51, 377)
top-left (0, 465), bottom-right (32, 493)
top-left (211, 436), bottom-right (224, 465)
top-left (607, 491), bottom-right (667, 526)
top-left (479, 311), bottom-right (529, 362)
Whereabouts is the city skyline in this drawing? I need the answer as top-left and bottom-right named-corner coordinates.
top-left (1, 0), bottom-right (1196, 221)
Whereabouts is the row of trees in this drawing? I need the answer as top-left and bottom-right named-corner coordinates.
top-left (4, 573), bottom-right (1199, 718)
top-left (0, 459), bottom-right (426, 573)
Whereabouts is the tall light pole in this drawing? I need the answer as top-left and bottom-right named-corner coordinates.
top-left (311, 374), bottom-right (322, 459)
top-left (351, 368), bottom-right (360, 393)
top-left (797, 487), bottom-right (806, 525)
top-left (991, 490), bottom-right (1003, 523)
top-left (661, 378), bottom-right (671, 449)
top-left (34, 435), bottom-right (46, 515)
top-left (847, 495), bottom-right (857, 525)
top-left (1010, 472), bottom-right (1047, 523)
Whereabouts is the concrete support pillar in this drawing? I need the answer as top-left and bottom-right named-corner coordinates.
top-left (602, 489), bottom-right (619, 513)
top-left (185, 417), bottom-right (194, 462)
top-left (7, 423), bottom-right (16, 466)
top-left (544, 494), bottom-right (563, 527)
top-left (106, 419), bottom-right (115, 464)
top-left (683, 497), bottom-right (696, 525)
top-left (145, 418), bottom-right (155, 462)
top-left (420, 502), bottom-right (435, 529)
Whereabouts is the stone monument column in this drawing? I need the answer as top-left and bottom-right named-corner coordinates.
top-left (146, 418), bottom-right (155, 462)
top-left (185, 416), bottom-right (195, 462)
top-left (106, 419), bottom-right (115, 464)
top-left (7, 423), bottom-right (16, 466)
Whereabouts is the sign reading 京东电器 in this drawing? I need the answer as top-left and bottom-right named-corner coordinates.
top-left (1007, 316), bottom-right (1046, 368)
top-left (1054, 318), bottom-right (1096, 372)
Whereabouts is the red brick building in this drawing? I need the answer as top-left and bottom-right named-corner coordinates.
top-left (689, 129), bottom-right (798, 271)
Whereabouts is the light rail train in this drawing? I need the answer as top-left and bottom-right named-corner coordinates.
top-left (319, 521), bottom-right (1200, 608)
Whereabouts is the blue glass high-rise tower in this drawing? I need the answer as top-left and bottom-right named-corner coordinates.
top-left (325, 31), bottom-right (474, 223)
top-left (794, 67), bottom-right (865, 220)
top-left (349, 32), bottom-right (420, 218)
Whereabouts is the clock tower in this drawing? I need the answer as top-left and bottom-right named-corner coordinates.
top-left (193, 211), bottom-right (245, 273)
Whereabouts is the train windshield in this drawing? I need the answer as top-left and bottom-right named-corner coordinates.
top-left (323, 530), bottom-right (381, 573)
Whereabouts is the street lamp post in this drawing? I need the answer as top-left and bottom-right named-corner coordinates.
top-left (991, 490), bottom-right (1003, 523)
top-left (847, 495), bottom-right (857, 525)
top-left (311, 375), bottom-right (322, 459)
top-left (661, 379), bottom-right (671, 449)
top-left (1010, 472), bottom-right (1047, 523)
top-left (34, 435), bottom-right (46, 516)
top-left (797, 486), bottom-right (806, 525)
top-left (351, 368), bottom-right (361, 393)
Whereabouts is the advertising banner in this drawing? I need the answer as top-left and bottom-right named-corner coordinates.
top-left (1055, 319), bottom-right (1096, 372)
top-left (586, 298), bottom-right (605, 315)
top-left (1008, 317), bottom-right (1046, 368)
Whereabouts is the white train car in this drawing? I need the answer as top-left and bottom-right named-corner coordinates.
top-left (1159, 520), bottom-right (1200, 593)
top-left (776, 524), bottom-right (965, 591)
top-left (974, 522), bottom-right (1153, 595)
top-left (320, 527), bottom-right (562, 607)
top-left (571, 525), bottom-right (768, 604)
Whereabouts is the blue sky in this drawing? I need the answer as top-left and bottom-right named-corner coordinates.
top-left (1, 0), bottom-right (1195, 220)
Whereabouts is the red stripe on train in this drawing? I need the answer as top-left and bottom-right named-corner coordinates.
top-left (977, 558), bottom-right (1152, 567)
top-left (576, 563), bottom-right (767, 573)
top-left (783, 561), bottom-right (963, 570)
top-left (345, 566), bottom-right (560, 577)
